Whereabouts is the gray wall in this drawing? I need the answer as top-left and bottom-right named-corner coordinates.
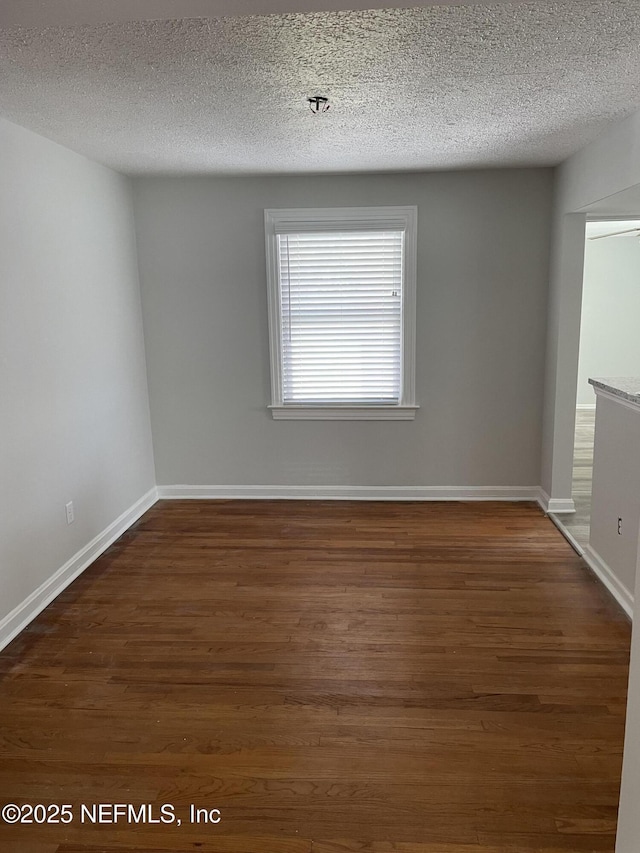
top-left (0, 117), bottom-right (155, 628)
top-left (589, 393), bottom-right (640, 604)
top-left (133, 169), bottom-right (553, 488)
top-left (577, 237), bottom-right (640, 406)
top-left (618, 532), bottom-right (640, 853)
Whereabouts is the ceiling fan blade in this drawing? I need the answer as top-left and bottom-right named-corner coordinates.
top-left (588, 226), bottom-right (640, 240)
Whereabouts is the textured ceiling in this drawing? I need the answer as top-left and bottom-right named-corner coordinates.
top-left (1, 2), bottom-right (640, 175)
top-left (0, 0), bottom-right (538, 28)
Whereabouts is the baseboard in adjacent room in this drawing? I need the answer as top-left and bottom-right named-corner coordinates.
top-left (583, 545), bottom-right (634, 619)
top-left (0, 487), bottom-right (158, 653)
top-left (157, 484), bottom-right (542, 502)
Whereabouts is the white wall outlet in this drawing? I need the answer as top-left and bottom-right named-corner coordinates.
top-left (65, 501), bottom-right (75, 525)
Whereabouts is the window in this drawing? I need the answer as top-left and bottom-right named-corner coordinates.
top-left (264, 206), bottom-right (418, 420)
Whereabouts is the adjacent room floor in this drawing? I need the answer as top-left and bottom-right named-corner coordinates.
top-left (0, 500), bottom-right (630, 853)
top-left (558, 408), bottom-right (596, 552)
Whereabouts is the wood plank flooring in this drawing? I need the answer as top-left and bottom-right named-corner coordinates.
top-left (561, 408), bottom-right (596, 551)
top-left (0, 500), bottom-right (631, 852)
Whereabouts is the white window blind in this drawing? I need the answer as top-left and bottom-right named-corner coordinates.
top-left (277, 230), bottom-right (404, 404)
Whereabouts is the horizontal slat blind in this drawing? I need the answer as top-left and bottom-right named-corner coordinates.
top-left (278, 230), bottom-right (404, 404)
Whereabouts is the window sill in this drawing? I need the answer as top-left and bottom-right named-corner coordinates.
top-left (269, 405), bottom-right (419, 421)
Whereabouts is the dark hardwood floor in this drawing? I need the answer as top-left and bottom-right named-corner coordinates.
top-left (0, 500), bottom-right (631, 852)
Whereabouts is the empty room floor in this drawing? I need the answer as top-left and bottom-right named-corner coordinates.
top-left (0, 500), bottom-right (631, 853)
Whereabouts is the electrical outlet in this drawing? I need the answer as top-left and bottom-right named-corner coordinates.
top-left (618, 517), bottom-right (622, 536)
top-left (65, 501), bottom-right (75, 525)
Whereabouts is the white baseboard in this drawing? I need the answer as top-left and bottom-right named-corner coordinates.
top-left (576, 404), bottom-right (596, 411)
top-left (583, 545), bottom-right (634, 619)
top-left (157, 484), bottom-right (541, 501)
top-left (3, 484), bottom-right (624, 656)
top-left (538, 488), bottom-right (576, 514)
top-left (547, 513), bottom-right (585, 556)
top-left (0, 487), bottom-right (158, 653)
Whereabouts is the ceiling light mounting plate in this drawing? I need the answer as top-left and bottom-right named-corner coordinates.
top-left (308, 95), bottom-right (330, 114)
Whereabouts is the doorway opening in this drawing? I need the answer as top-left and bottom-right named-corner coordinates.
top-left (562, 218), bottom-right (640, 552)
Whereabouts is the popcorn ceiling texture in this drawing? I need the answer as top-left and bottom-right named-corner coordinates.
top-left (1, 2), bottom-right (640, 174)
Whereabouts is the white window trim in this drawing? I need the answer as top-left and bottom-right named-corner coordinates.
top-left (264, 206), bottom-right (419, 421)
